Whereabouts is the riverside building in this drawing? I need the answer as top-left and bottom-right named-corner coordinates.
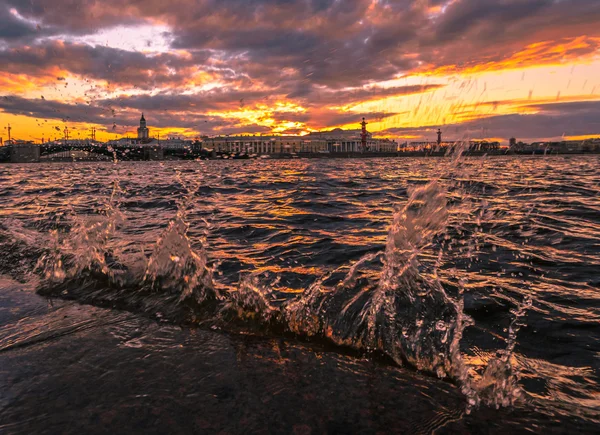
top-left (200, 135), bottom-right (328, 154)
top-left (306, 128), bottom-right (397, 153)
top-left (201, 128), bottom-right (397, 155)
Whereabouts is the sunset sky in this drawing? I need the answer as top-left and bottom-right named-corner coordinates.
top-left (1, 0), bottom-right (600, 143)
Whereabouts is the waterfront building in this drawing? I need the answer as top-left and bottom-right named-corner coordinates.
top-left (200, 129), bottom-right (397, 155)
top-left (469, 140), bottom-right (501, 151)
top-left (159, 137), bottom-right (195, 150)
top-left (108, 137), bottom-right (146, 146)
top-left (404, 141), bottom-right (455, 152)
top-left (582, 138), bottom-right (600, 151)
top-left (201, 135), bottom-right (329, 154)
top-left (513, 139), bottom-right (600, 153)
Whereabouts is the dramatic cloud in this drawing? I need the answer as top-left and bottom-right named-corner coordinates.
top-left (0, 4), bottom-right (38, 42)
top-left (1, 0), bottom-right (599, 139)
top-left (1, 0), bottom-right (142, 37)
top-left (6, 0), bottom-right (600, 84)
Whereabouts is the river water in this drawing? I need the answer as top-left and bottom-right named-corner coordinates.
top-left (0, 156), bottom-right (599, 433)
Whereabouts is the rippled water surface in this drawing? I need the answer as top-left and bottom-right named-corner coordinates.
top-left (1, 156), bottom-right (599, 433)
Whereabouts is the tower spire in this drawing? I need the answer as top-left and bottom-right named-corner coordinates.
top-left (138, 112), bottom-right (149, 141)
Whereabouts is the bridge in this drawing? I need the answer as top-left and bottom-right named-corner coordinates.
top-left (0, 142), bottom-right (214, 163)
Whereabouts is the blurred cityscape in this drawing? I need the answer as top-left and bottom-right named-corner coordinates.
top-left (1, 114), bottom-right (599, 162)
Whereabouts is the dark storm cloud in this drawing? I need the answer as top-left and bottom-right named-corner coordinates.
top-left (0, 94), bottom-right (116, 125)
top-left (294, 84), bottom-right (444, 107)
top-left (99, 88), bottom-right (275, 112)
top-left (417, 0), bottom-right (600, 70)
top-left (3, 0), bottom-right (600, 89)
top-left (0, 4), bottom-right (37, 41)
top-left (0, 41), bottom-right (212, 90)
top-left (436, 0), bottom-right (600, 42)
top-left (165, 0), bottom-right (417, 88)
top-left (0, 96), bottom-right (225, 130)
top-left (159, 0), bottom-right (600, 88)
top-left (432, 0), bottom-right (549, 43)
top-left (1, 0), bottom-right (142, 35)
top-left (0, 2), bottom-right (74, 46)
top-left (2, 0), bottom-right (414, 88)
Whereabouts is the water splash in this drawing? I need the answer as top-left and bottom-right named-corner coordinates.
top-left (36, 172), bottom-right (216, 319)
top-left (277, 170), bottom-right (530, 411)
top-left (220, 273), bottom-right (282, 328)
top-left (141, 170), bottom-right (216, 305)
top-left (143, 213), bottom-right (214, 305)
top-left (29, 162), bottom-right (531, 412)
top-left (281, 181), bottom-right (468, 378)
top-left (37, 179), bottom-right (125, 286)
top-left (0, 218), bottom-right (48, 282)
top-left (38, 227), bottom-right (67, 283)
top-left (372, 181), bottom-right (460, 374)
top-left (473, 296), bottom-right (531, 409)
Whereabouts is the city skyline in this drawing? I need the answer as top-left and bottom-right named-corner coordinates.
top-left (1, 0), bottom-right (600, 144)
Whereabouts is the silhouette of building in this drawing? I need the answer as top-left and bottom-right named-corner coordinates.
top-left (137, 113), bottom-right (149, 140)
top-left (201, 135), bottom-right (328, 154)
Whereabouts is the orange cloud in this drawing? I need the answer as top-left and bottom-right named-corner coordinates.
top-left (416, 36), bottom-right (600, 77)
top-left (0, 68), bottom-right (68, 94)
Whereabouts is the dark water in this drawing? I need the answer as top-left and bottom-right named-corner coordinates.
top-left (1, 156), bottom-right (599, 433)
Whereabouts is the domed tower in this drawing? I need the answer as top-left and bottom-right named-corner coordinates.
top-left (137, 113), bottom-right (149, 140)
